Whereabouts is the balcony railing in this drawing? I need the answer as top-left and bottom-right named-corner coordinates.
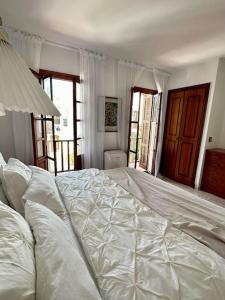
top-left (47, 139), bottom-right (79, 173)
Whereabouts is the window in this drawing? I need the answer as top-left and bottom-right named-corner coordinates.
top-left (31, 70), bottom-right (81, 174)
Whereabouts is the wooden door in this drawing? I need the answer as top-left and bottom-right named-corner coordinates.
top-left (161, 84), bottom-right (209, 186)
top-left (174, 86), bottom-right (209, 185)
top-left (161, 90), bottom-right (184, 178)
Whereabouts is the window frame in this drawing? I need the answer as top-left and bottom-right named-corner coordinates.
top-left (34, 69), bottom-right (81, 172)
top-left (127, 86), bottom-right (158, 171)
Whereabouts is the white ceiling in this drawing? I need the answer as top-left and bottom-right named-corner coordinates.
top-left (0, 0), bottom-right (225, 70)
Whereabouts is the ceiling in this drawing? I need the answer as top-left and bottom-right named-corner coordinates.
top-left (0, 0), bottom-right (225, 70)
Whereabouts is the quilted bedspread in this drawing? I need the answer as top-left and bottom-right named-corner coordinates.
top-left (56, 169), bottom-right (225, 300)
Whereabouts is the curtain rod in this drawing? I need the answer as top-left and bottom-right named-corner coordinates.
top-left (3, 25), bottom-right (170, 76)
top-left (45, 40), bottom-right (170, 77)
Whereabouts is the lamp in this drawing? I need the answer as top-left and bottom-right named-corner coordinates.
top-left (0, 17), bottom-right (60, 116)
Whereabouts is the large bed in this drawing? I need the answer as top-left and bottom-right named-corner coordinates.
top-left (1, 156), bottom-right (225, 300)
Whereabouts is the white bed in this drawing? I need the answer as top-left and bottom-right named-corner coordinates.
top-left (56, 168), bottom-right (225, 300)
top-left (1, 156), bottom-right (225, 300)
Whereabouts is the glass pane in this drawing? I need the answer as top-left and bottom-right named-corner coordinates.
top-left (43, 77), bottom-right (51, 98)
top-left (62, 141), bottom-right (68, 171)
top-left (52, 79), bottom-right (73, 141)
top-left (130, 138), bottom-right (137, 152)
top-left (130, 123), bottom-right (138, 152)
top-left (138, 93), bottom-right (144, 138)
top-left (77, 121), bottom-right (81, 138)
top-left (76, 102), bottom-right (81, 120)
top-left (36, 120), bottom-right (43, 139)
top-left (77, 139), bottom-right (81, 156)
top-left (46, 121), bottom-right (54, 159)
top-left (131, 92), bottom-right (140, 121)
top-left (76, 82), bottom-right (81, 101)
top-left (69, 141), bottom-right (74, 170)
top-left (47, 141), bottom-right (54, 158)
top-left (55, 141), bottom-right (62, 172)
top-left (37, 141), bottom-right (43, 158)
top-left (128, 152), bottom-right (136, 168)
top-left (137, 138), bottom-right (142, 162)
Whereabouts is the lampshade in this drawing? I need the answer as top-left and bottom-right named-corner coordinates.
top-left (0, 22), bottom-right (60, 116)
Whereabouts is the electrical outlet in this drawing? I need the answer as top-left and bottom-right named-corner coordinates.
top-left (208, 137), bottom-right (213, 142)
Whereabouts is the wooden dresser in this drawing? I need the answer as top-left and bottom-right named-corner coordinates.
top-left (201, 148), bottom-right (225, 199)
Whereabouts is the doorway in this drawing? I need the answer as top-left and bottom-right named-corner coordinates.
top-left (160, 83), bottom-right (210, 186)
top-left (127, 87), bottom-right (160, 173)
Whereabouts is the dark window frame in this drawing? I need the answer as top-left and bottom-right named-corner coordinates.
top-left (31, 69), bottom-right (81, 173)
top-left (127, 86), bottom-right (158, 172)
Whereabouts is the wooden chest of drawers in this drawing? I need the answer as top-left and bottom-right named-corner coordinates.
top-left (201, 148), bottom-right (225, 199)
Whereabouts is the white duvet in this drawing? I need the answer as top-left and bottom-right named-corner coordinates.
top-left (56, 169), bottom-right (225, 300)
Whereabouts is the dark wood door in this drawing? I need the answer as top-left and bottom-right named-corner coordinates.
top-left (161, 84), bottom-right (209, 186)
top-left (161, 90), bottom-right (184, 178)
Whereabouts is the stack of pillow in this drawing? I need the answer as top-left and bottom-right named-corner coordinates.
top-left (0, 153), bottom-right (102, 300)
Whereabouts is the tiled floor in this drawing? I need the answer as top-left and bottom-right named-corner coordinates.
top-left (159, 175), bottom-right (225, 209)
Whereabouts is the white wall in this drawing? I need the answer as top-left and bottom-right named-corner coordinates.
top-left (40, 43), bottom-right (80, 75)
top-left (166, 58), bottom-right (219, 188)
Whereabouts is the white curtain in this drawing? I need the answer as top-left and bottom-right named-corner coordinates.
top-left (117, 60), bottom-right (144, 151)
top-left (153, 68), bottom-right (169, 176)
top-left (79, 49), bottom-right (105, 169)
top-left (0, 28), bottom-right (44, 164)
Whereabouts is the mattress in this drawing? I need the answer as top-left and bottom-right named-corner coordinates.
top-left (56, 168), bottom-right (225, 300)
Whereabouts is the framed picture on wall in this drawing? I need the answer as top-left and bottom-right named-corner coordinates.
top-left (105, 97), bottom-right (119, 132)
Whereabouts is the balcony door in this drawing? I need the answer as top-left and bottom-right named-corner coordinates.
top-left (31, 70), bottom-right (81, 174)
top-left (31, 70), bottom-right (56, 173)
top-left (128, 87), bottom-right (160, 174)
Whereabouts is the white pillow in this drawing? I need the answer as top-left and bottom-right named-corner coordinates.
top-left (0, 201), bottom-right (35, 300)
top-left (23, 166), bottom-right (65, 216)
top-left (0, 158), bottom-right (32, 214)
top-left (25, 201), bottom-right (101, 300)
